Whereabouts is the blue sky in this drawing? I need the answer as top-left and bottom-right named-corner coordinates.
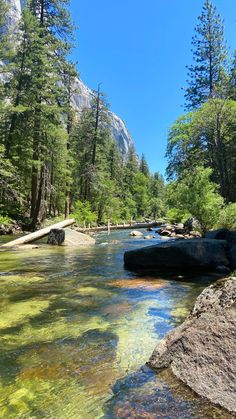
top-left (70, 0), bottom-right (236, 176)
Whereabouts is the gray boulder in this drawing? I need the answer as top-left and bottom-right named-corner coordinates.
top-left (148, 277), bottom-right (236, 413)
top-left (124, 239), bottom-right (229, 270)
top-left (47, 228), bottom-right (95, 246)
top-left (47, 229), bottom-right (65, 245)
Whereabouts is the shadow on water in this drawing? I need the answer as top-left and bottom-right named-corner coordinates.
top-left (104, 364), bottom-right (232, 419)
top-left (0, 229), bottom-right (230, 418)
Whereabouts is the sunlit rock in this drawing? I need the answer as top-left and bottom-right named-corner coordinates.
top-left (149, 277), bottom-right (236, 413)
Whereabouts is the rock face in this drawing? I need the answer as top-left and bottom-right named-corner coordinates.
top-left (148, 277), bottom-right (236, 414)
top-left (58, 228), bottom-right (95, 246)
top-left (124, 239), bottom-right (229, 271)
top-left (47, 229), bottom-right (65, 245)
top-left (4, 0), bottom-right (22, 31)
top-left (5, 0), bottom-right (134, 156)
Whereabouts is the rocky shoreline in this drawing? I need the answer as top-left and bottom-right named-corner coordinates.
top-left (148, 276), bottom-right (236, 413)
top-left (0, 223), bottom-right (23, 236)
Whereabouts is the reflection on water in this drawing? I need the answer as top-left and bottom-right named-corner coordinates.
top-left (0, 230), bottom-right (230, 418)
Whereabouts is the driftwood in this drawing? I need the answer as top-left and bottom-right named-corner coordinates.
top-left (1, 219), bottom-right (75, 248)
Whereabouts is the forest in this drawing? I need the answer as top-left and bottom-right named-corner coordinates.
top-left (0, 0), bottom-right (235, 233)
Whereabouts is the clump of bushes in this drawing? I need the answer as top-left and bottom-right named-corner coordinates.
top-left (72, 201), bottom-right (97, 227)
top-left (0, 215), bottom-right (13, 226)
top-left (165, 208), bottom-right (191, 224)
top-left (215, 203), bottom-right (236, 230)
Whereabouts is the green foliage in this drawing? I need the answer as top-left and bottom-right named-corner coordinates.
top-left (132, 172), bottom-right (150, 218)
top-left (215, 203), bottom-right (236, 230)
top-left (166, 167), bottom-right (224, 233)
top-left (166, 99), bottom-right (236, 202)
top-left (165, 208), bottom-right (191, 224)
top-left (0, 214), bottom-right (13, 226)
top-left (73, 200), bottom-right (97, 226)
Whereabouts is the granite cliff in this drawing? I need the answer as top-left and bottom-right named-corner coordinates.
top-left (5, 0), bottom-right (134, 155)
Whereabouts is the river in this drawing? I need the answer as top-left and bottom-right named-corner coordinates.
top-left (0, 230), bottom-right (230, 418)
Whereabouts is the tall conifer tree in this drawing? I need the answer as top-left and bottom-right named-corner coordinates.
top-left (185, 0), bottom-right (227, 109)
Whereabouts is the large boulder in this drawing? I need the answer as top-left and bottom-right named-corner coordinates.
top-left (124, 239), bottom-right (229, 271)
top-left (47, 228), bottom-right (95, 246)
top-left (204, 229), bottom-right (236, 270)
top-left (148, 277), bottom-right (236, 413)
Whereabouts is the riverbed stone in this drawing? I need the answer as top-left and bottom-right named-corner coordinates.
top-left (129, 230), bottom-right (143, 237)
top-left (148, 277), bottom-right (236, 414)
top-left (124, 238), bottom-right (229, 270)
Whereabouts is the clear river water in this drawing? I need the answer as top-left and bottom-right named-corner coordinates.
top-left (0, 230), bottom-right (231, 418)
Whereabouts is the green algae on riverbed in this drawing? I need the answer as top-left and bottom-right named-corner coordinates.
top-left (0, 230), bottom-right (231, 418)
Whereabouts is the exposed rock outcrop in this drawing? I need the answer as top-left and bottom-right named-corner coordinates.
top-left (148, 277), bottom-right (236, 414)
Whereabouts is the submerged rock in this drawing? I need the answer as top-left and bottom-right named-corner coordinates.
top-left (124, 239), bottom-right (229, 271)
top-left (148, 277), bottom-right (236, 414)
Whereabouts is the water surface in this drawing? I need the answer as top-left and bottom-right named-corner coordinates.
top-left (0, 230), bottom-right (229, 418)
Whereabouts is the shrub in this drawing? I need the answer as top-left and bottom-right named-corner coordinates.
top-left (166, 167), bottom-right (224, 233)
top-left (72, 201), bottom-right (97, 227)
top-left (215, 203), bottom-right (236, 230)
top-left (165, 208), bottom-right (191, 224)
top-left (0, 215), bottom-right (13, 226)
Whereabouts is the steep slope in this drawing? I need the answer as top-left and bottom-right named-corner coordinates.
top-left (72, 78), bottom-right (134, 154)
top-left (5, 0), bottom-right (134, 155)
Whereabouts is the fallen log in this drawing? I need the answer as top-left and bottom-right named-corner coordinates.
top-left (1, 219), bottom-right (75, 248)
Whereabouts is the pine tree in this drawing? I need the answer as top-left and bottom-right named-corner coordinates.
top-left (139, 153), bottom-right (150, 177)
top-left (228, 51), bottom-right (236, 100)
top-left (185, 0), bottom-right (227, 109)
top-left (2, 0), bottom-right (74, 228)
